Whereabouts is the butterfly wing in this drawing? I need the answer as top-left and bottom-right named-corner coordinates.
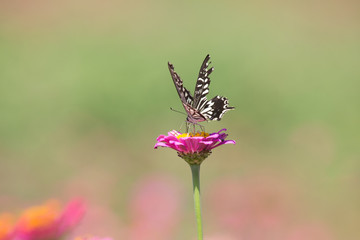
top-left (193, 55), bottom-right (234, 121)
top-left (168, 62), bottom-right (193, 106)
top-left (193, 54), bottom-right (214, 109)
top-left (200, 96), bottom-right (234, 121)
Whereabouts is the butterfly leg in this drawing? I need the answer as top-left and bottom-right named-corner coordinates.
top-left (199, 124), bottom-right (205, 133)
top-left (186, 122), bottom-right (189, 133)
top-left (185, 121), bottom-right (206, 134)
top-left (184, 121), bottom-right (192, 133)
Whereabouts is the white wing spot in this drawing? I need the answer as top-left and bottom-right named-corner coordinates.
top-left (201, 107), bottom-right (213, 113)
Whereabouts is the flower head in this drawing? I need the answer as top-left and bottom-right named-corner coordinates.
top-left (154, 128), bottom-right (235, 165)
top-left (15, 199), bottom-right (86, 240)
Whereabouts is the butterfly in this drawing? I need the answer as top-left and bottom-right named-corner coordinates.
top-left (168, 54), bottom-right (234, 124)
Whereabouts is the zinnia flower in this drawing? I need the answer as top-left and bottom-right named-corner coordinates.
top-left (14, 199), bottom-right (85, 240)
top-left (154, 128), bottom-right (235, 165)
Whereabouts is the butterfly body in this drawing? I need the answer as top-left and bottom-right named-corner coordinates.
top-left (168, 54), bottom-right (234, 124)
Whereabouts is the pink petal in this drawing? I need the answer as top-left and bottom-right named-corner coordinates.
top-left (154, 142), bottom-right (170, 149)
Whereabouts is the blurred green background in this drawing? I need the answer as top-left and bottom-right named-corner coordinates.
top-left (0, 0), bottom-right (359, 239)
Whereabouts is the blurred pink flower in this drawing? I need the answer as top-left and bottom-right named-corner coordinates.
top-left (202, 234), bottom-right (237, 240)
top-left (74, 236), bottom-right (113, 240)
top-left (68, 203), bottom-right (124, 239)
top-left (14, 199), bottom-right (85, 240)
top-left (126, 176), bottom-right (182, 240)
top-left (67, 176), bottom-right (182, 240)
top-left (0, 213), bottom-right (15, 240)
top-left (207, 176), bottom-right (297, 240)
top-left (286, 223), bottom-right (334, 240)
top-left (206, 175), bottom-right (336, 240)
top-left (154, 129), bottom-right (235, 164)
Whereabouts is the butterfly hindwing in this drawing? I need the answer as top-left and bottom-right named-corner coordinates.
top-left (200, 96), bottom-right (234, 121)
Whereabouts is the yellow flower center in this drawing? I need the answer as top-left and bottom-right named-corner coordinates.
top-left (177, 132), bottom-right (209, 139)
top-left (19, 200), bottom-right (61, 231)
top-left (0, 213), bottom-right (15, 239)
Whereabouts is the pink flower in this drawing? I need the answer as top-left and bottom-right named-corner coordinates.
top-left (14, 199), bottom-right (86, 240)
top-left (127, 176), bottom-right (182, 240)
top-left (154, 129), bottom-right (235, 164)
top-left (74, 236), bottom-right (113, 240)
top-left (207, 176), bottom-right (294, 240)
top-left (287, 223), bottom-right (334, 240)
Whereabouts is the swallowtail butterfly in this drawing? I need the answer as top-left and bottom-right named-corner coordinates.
top-left (168, 54), bottom-right (234, 124)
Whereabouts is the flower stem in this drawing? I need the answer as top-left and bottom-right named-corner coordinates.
top-left (190, 164), bottom-right (203, 240)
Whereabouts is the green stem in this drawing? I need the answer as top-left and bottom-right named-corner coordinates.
top-left (190, 164), bottom-right (203, 240)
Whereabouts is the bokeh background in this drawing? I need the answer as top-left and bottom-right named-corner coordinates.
top-left (0, 0), bottom-right (359, 239)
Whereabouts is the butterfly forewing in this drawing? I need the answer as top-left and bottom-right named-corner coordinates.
top-left (193, 54), bottom-right (214, 109)
top-left (168, 62), bottom-right (193, 106)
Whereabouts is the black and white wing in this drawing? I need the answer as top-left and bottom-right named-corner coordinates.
top-left (168, 62), bottom-right (193, 106)
top-left (193, 55), bottom-right (234, 121)
top-left (192, 54), bottom-right (214, 109)
top-left (200, 96), bottom-right (234, 121)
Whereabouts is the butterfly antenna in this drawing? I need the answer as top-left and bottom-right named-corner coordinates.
top-left (170, 107), bottom-right (187, 116)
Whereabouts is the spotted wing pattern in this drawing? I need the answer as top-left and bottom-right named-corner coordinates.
top-left (200, 96), bottom-right (234, 121)
top-left (193, 54), bottom-right (213, 109)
